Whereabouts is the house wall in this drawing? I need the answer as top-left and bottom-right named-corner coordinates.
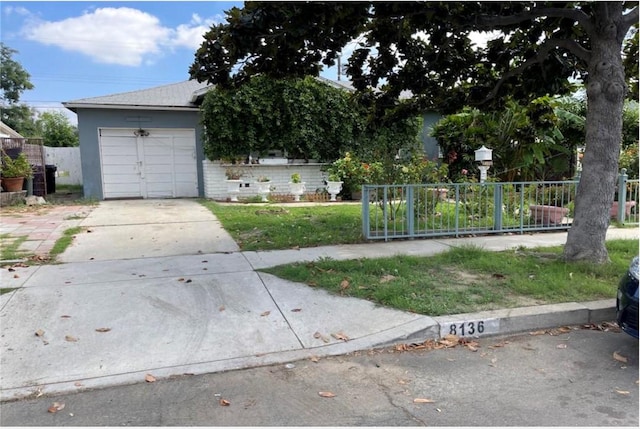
top-left (420, 111), bottom-right (443, 161)
top-left (75, 108), bottom-right (203, 199)
top-left (203, 160), bottom-right (328, 200)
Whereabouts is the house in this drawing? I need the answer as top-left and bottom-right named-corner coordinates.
top-left (63, 79), bottom-right (441, 200)
top-left (63, 80), bottom-right (211, 200)
top-left (0, 121), bottom-right (25, 139)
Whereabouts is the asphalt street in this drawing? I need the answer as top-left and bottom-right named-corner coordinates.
top-left (1, 327), bottom-right (638, 427)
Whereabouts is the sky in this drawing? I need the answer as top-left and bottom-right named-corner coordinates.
top-left (1, 1), bottom-right (317, 124)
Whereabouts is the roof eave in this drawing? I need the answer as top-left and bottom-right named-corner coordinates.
top-left (63, 103), bottom-right (201, 113)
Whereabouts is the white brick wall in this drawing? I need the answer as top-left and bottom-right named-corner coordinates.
top-left (203, 160), bottom-right (329, 200)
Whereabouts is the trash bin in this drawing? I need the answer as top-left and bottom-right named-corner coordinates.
top-left (45, 165), bottom-right (57, 194)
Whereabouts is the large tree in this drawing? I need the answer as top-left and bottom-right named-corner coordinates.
top-left (1, 43), bottom-right (37, 135)
top-left (190, 1), bottom-right (639, 263)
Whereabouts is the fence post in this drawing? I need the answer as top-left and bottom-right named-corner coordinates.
top-left (362, 185), bottom-right (370, 239)
top-left (406, 185), bottom-right (414, 237)
top-left (493, 183), bottom-right (503, 231)
top-left (617, 168), bottom-right (628, 222)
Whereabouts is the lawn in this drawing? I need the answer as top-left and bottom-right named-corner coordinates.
top-left (200, 201), bottom-right (364, 250)
top-left (261, 239), bottom-right (639, 317)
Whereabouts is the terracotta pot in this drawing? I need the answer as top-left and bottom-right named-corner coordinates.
top-left (2, 177), bottom-right (25, 192)
top-left (610, 201), bottom-right (636, 218)
top-left (529, 205), bottom-right (569, 226)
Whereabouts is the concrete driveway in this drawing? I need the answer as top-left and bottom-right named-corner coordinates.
top-left (58, 199), bottom-right (240, 262)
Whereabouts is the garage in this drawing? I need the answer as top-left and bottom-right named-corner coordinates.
top-left (99, 128), bottom-right (198, 199)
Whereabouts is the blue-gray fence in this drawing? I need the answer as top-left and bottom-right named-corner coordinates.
top-left (362, 169), bottom-right (639, 241)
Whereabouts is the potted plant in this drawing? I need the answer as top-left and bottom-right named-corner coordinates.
top-left (1, 151), bottom-right (33, 192)
top-left (255, 176), bottom-right (272, 202)
top-left (289, 173), bottom-right (306, 201)
top-left (325, 172), bottom-right (343, 202)
top-left (224, 167), bottom-right (244, 202)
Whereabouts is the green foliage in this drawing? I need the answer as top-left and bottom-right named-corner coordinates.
top-left (1, 151), bottom-right (32, 178)
top-left (0, 43), bottom-right (33, 105)
top-left (290, 173), bottom-right (302, 184)
top-left (35, 111), bottom-right (79, 147)
top-left (619, 143), bottom-right (639, 179)
top-left (622, 100), bottom-right (639, 149)
top-left (431, 97), bottom-right (575, 182)
top-left (200, 76), bottom-right (360, 162)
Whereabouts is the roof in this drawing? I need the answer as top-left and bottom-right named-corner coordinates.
top-left (62, 76), bottom-right (403, 113)
top-left (63, 80), bottom-right (211, 112)
top-left (0, 121), bottom-right (24, 138)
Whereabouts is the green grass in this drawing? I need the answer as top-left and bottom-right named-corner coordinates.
top-left (0, 234), bottom-right (31, 260)
top-left (200, 201), bottom-right (364, 250)
top-left (49, 227), bottom-right (83, 258)
top-left (261, 239), bottom-right (639, 317)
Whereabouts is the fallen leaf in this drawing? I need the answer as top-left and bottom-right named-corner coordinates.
top-left (177, 278), bottom-right (185, 282)
top-left (219, 305), bottom-right (225, 311)
top-left (556, 344), bottom-right (568, 349)
top-left (491, 273), bottom-right (505, 279)
top-left (13, 274), bottom-right (19, 278)
top-left (331, 331), bottom-right (350, 341)
top-left (74, 382), bottom-right (83, 387)
top-left (310, 356), bottom-right (319, 363)
top-left (613, 351), bottom-right (628, 363)
top-left (60, 315), bottom-right (71, 318)
top-left (64, 335), bottom-right (78, 342)
top-left (291, 308), bottom-right (302, 312)
top-left (615, 390), bottom-right (630, 395)
top-left (318, 391), bottom-right (336, 398)
top-left (313, 331), bottom-right (330, 343)
top-left (219, 399), bottom-right (231, 406)
top-left (260, 311), bottom-right (271, 317)
top-left (145, 374), bottom-right (156, 383)
top-left (47, 402), bottom-right (65, 413)
top-left (95, 328), bottom-right (111, 333)
top-left (529, 330), bottom-right (547, 336)
top-left (340, 279), bottom-right (350, 290)
top-left (380, 274), bottom-right (397, 283)
top-left (413, 398), bottom-right (435, 403)
top-left (35, 329), bottom-right (45, 337)
top-left (185, 279), bottom-right (192, 283)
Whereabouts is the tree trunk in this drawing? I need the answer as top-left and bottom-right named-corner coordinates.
top-left (564, 4), bottom-right (627, 263)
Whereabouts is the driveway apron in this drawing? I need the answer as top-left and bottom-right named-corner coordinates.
top-left (58, 199), bottom-right (239, 262)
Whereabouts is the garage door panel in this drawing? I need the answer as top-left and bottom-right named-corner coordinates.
top-left (100, 128), bottom-right (197, 199)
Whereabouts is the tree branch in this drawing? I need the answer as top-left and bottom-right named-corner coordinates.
top-left (478, 7), bottom-right (594, 35)
top-left (483, 38), bottom-right (591, 103)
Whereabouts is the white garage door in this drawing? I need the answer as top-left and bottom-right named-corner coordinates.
top-left (99, 128), bottom-right (198, 199)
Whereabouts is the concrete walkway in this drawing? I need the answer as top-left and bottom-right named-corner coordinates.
top-left (0, 199), bottom-right (638, 401)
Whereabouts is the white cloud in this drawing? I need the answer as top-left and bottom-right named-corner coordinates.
top-left (20, 7), bottom-right (219, 67)
top-left (168, 13), bottom-right (217, 50)
top-left (3, 5), bottom-right (31, 16)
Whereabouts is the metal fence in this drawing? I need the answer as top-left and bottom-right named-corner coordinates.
top-left (362, 170), bottom-right (639, 241)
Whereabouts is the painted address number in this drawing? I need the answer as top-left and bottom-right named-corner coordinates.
top-left (440, 318), bottom-right (500, 338)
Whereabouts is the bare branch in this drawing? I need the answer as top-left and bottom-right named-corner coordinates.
top-left (478, 7), bottom-right (594, 35)
top-left (483, 38), bottom-right (591, 103)
top-left (622, 7), bottom-right (639, 32)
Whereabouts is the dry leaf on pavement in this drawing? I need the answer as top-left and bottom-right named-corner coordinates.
top-left (313, 331), bottom-right (330, 343)
top-left (219, 399), bottom-right (231, 406)
top-left (64, 335), bottom-right (78, 342)
top-left (331, 332), bottom-right (350, 341)
top-left (260, 311), bottom-right (271, 317)
top-left (318, 391), bottom-right (336, 398)
top-left (413, 398), bottom-right (435, 403)
top-left (615, 390), bottom-right (630, 395)
top-left (613, 351), bottom-right (628, 363)
top-left (35, 329), bottom-right (45, 337)
top-left (95, 328), bottom-right (111, 333)
top-left (47, 402), bottom-right (65, 413)
top-left (145, 374), bottom-right (156, 383)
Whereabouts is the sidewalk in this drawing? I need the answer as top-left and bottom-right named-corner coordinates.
top-left (1, 201), bottom-right (638, 402)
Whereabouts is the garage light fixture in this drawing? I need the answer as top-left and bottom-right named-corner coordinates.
top-left (134, 129), bottom-right (150, 137)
